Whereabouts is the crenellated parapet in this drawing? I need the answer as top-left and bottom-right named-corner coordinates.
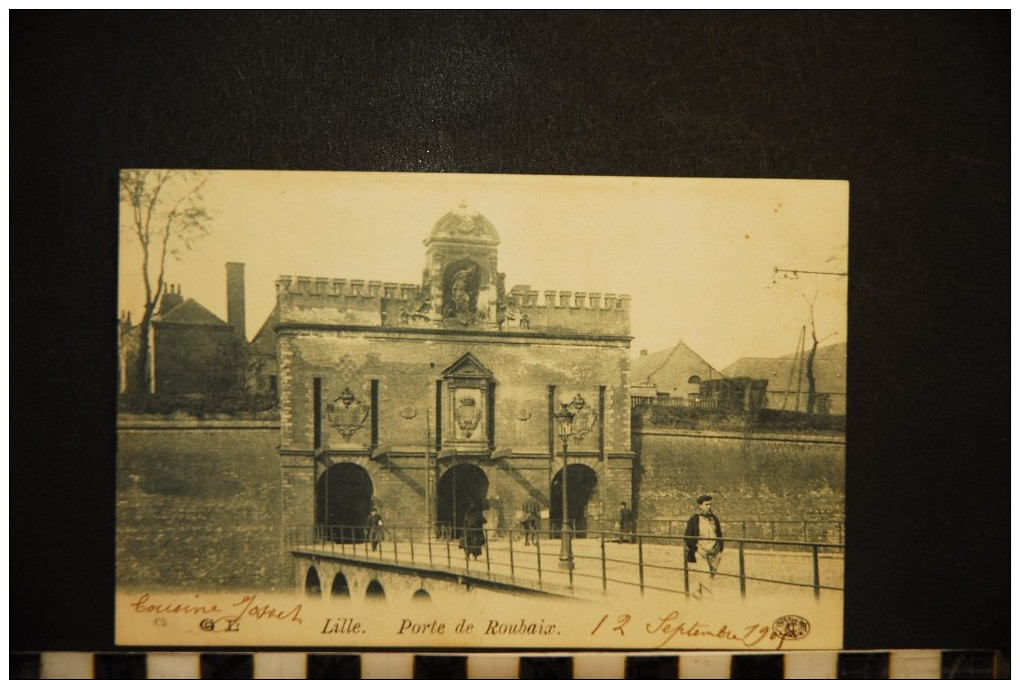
top-left (505, 285), bottom-right (629, 311)
top-left (275, 274), bottom-right (629, 336)
top-left (276, 275), bottom-right (426, 327)
top-left (276, 276), bottom-right (421, 301)
top-left (502, 285), bottom-right (630, 335)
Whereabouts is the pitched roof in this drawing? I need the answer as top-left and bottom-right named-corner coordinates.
top-left (155, 299), bottom-right (229, 327)
top-left (249, 303), bottom-right (280, 356)
top-left (631, 339), bottom-right (722, 389)
top-left (722, 342), bottom-right (846, 394)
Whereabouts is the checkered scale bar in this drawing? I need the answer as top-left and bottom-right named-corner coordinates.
top-left (9, 650), bottom-right (1007, 679)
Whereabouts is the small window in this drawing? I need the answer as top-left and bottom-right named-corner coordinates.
top-left (688, 375), bottom-right (701, 384)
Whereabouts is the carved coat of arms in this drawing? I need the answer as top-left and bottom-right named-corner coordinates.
top-left (455, 396), bottom-right (482, 438)
top-left (566, 393), bottom-right (598, 445)
top-left (326, 387), bottom-right (370, 441)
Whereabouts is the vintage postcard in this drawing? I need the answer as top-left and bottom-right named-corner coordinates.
top-left (116, 171), bottom-right (847, 650)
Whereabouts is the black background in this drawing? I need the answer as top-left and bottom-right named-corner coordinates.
top-left (11, 12), bottom-right (1009, 653)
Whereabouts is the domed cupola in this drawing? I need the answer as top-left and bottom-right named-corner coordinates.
top-left (425, 202), bottom-right (501, 246)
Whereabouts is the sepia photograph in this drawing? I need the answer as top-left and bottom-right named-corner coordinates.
top-left (115, 171), bottom-right (847, 650)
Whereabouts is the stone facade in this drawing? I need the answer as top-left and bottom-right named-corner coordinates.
top-left (276, 206), bottom-right (634, 538)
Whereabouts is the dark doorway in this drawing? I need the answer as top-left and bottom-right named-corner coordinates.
top-left (366, 580), bottom-right (386, 601)
top-left (316, 463), bottom-right (373, 542)
top-left (550, 464), bottom-right (598, 538)
top-left (305, 567), bottom-right (322, 597)
top-left (436, 464), bottom-right (489, 539)
top-left (331, 572), bottom-right (350, 599)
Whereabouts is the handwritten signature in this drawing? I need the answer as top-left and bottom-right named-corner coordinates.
top-left (129, 594), bottom-right (302, 632)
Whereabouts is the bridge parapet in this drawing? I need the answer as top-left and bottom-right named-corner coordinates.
top-left (287, 523), bottom-right (845, 604)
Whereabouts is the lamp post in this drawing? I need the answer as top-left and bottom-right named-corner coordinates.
top-left (553, 401), bottom-right (577, 568)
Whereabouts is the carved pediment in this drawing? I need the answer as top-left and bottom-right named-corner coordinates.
top-left (441, 352), bottom-right (496, 381)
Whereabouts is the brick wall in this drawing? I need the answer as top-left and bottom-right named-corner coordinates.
top-left (280, 333), bottom-right (631, 455)
top-left (117, 423), bottom-right (286, 590)
top-left (117, 422), bottom-right (842, 591)
top-left (633, 428), bottom-right (844, 540)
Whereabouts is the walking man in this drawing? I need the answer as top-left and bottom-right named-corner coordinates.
top-left (618, 501), bottom-right (635, 543)
top-left (366, 507), bottom-right (383, 552)
top-left (684, 494), bottom-right (723, 598)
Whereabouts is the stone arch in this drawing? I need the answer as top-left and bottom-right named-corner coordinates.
top-left (550, 463), bottom-right (599, 538)
top-left (316, 462), bottom-right (373, 542)
top-left (436, 463), bottom-right (489, 539)
top-left (366, 579), bottom-right (386, 601)
top-left (304, 566), bottom-right (322, 597)
top-left (411, 589), bottom-right (432, 603)
top-left (331, 572), bottom-right (350, 599)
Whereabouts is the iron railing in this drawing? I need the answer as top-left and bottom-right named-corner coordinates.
top-left (583, 517), bottom-right (846, 546)
top-left (286, 523), bottom-right (844, 600)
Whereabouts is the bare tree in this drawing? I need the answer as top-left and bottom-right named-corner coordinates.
top-left (120, 170), bottom-right (212, 393)
top-left (773, 267), bottom-right (845, 414)
top-left (803, 293), bottom-right (838, 415)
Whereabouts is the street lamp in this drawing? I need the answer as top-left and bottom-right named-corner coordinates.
top-left (553, 399), bottom-right (579, 568)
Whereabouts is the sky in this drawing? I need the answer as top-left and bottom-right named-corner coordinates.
top-left (118, 171), bottom-right (848, 371)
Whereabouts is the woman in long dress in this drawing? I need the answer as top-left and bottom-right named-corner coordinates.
top-left (459, 503), bottom-right (487, 560)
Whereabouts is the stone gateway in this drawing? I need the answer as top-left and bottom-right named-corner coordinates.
top-left (275, 205), bottom-right (635, 539)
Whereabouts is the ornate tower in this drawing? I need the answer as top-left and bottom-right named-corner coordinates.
top-left (423, 203), bottom-right (502, 330)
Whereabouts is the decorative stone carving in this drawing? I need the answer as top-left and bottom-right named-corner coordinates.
top-left (399, 281), bottom-right (432, 325)
top-left (566, 393), bottom-right (598, 445)
top-left (455, 393), bottom-right (482, 438)
top-left (326, 386), bottom-right (370, 441)
top-left (440, 353), bottom-right (496, 454)
top-left (442, 259), bottom-right (481, 326)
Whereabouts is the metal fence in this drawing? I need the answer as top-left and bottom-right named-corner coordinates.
top-left (287, 523), bottom-right (844, 600)
top-left (582, 518), bottom-right (846, 547)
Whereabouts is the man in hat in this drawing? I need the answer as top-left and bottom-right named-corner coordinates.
top-left (618, 501), bottom-right (635, 543)
top-left (684, 494), bottom-right (724, 597)
top-left (366, 507), bottom-right (383, 552)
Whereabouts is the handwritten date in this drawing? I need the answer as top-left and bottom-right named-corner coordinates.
top-left (591, 610), bottom-right (810, 650)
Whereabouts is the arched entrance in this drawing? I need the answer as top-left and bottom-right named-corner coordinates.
top-left (550, 464), bottom-right (598, 538)
top-left (436, 464), bottom-right (489, 539)
top-left (316, 462), bottom-right (373, 542)
top-left (331, 572), bottom-right (350, 598)
top-left (366, 580), bottom-right (386, 601)
top-left (305, 567), bottom-right (322, 597)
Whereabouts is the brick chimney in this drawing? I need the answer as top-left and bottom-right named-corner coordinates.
top-left (226, 262), bottom-right (246, 339)
top-left (157, 283), bottom-right (183, 316)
